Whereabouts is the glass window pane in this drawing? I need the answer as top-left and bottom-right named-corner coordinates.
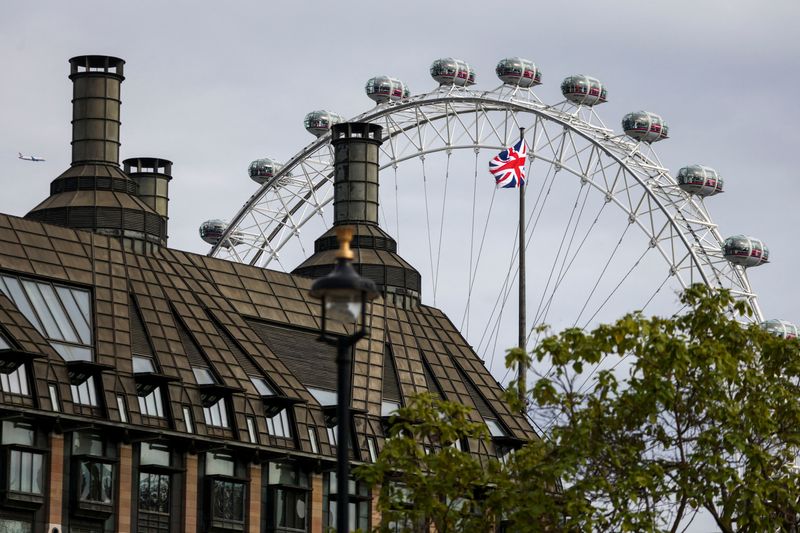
top-left (56, 286), bottom-right (92, 344)
top-left (31, 453), bottom-right (43, 494)
top-left (308, 387), bottom-right (337, 406)
top-left (2, 421), bottom-right (35, 446)
top-left (51, 342), bottom-right (91, 362)
top-left (20, 451), bottom-right (31, 492)
top-left (308, 427), bottom-right (319, 454)
top-left (486, 419), bottom-right (506, 437)
top-left (192, 367), bottom-right (215, 385)
top-left (21, 280), bottom-right (65, 340)
top-left (140, 443), bottom-right (170, 466)
top-left (0, 333), bottom-right (10, 350)
top-left (38, 283), bottom-right (79, 343)
top-left (132, 356), bottom-right (155, 374)
top-left (250, 376), bottom-right (273, 396)
top-left (116, 395), bottom-right (128, 423)
top-left (8, 450), bottom-right (20, 490)
top-left (1, 276), bottom-right (43, 332)
top-left (183, 407), bottom-right (194, 433)
top-left (206, 453), bottom-right (234, 476)
top-left (48, 384), bottom-right (60, 412)
top-left (246, 417), bottom-right (258, 444)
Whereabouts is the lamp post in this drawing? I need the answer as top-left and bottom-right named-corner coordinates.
top-left (310, 226), bottom-right (378, 532)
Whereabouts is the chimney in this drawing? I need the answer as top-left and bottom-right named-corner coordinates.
top-left (25, 55), bottom-right (166, 250)
top-left (331, 122), bottom-right (382, 226)
top-left (124, 157), bottom-right (172, 234)
top-left (293, 122), bottom-right (421, 306)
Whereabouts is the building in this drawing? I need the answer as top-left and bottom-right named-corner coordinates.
top-left (0, 55), bottom-right (535, 533)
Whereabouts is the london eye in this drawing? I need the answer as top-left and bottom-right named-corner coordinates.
top-left (202, 56), bottom-right (781, 390)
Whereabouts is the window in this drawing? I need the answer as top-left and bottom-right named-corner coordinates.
top-left (367, 437), bottom-right (378, 463)
top-left (327, 426), bottom-right (337, 447)
top-left (192, 366), bottom-right (215, 385)
top-left (381, 400), bottom-right (400, 417)
top-left (138, 388), bottom-right (165, 418)
top-left (251, 376), bottom-right (274, 396)
top-left (206, 453), bottom-right (246, 531)
top-left (203, 398), bottom-right (229, 428)
top-left (267, 463), bottom-right (309, 533)
top-left (307, 427), bottom-right (319, 454)
top-left (0, 275), bottom-right (93, 361)
top-left (117, 395), bottom-right (128, 423)
top-left (246, 417), bottom-right (258, 444)
top-left (2, 421), bottom-right (44, 502)
top-left (0, 333), bottom-right (9, 350)
top-left (138, 443), bottom-right (172, 533)
top-left (48, 384), bottom-right (60, 412)
top-left (132, 355), bottom-right (156, 373)
top-left (307, 387), bottom-right (336, 406)
top-left (0, 519), bottom-right (31, 533)
top-left (72, 433), bottom-right (114, 514)
top-left (323, 472), bottom-right (370, 532)
top-left (182, 406), bottom-right (194, 434)
top-left (71, 375), bottom-right (98, 406)
top-left (266, 409), bottom-right (291, 439)
top-left (485, 419), bottom-right (507, 438)
top-left (0, 365), bottom-right (29, 396)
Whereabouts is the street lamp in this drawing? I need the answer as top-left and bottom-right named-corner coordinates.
top-left (310, 226), bottom-right (378, 532)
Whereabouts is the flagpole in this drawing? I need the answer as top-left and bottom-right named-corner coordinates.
top-left (518, 127), bottom-right (527, 406)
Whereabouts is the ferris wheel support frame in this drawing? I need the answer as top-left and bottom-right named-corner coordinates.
top-left (209, 88), bottom-right (763, 322)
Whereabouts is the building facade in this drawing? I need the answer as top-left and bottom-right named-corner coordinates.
top-left (0, 55), bottom-right (535, 533)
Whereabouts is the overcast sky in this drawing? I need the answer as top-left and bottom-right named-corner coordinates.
top-left (1, 2), bottom-right (798, 528)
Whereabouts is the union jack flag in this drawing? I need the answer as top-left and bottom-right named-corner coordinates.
top-left (489, 138), bottom-right (528, 188)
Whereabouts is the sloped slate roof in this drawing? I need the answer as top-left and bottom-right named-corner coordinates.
top-left (0, 213), bottom-right (536, 462)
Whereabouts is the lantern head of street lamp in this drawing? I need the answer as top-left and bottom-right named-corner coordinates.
top-left (310, 226), bottom-right (379, 337)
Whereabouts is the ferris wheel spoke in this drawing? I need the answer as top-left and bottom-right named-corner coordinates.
top-left (572, 222), bottom-right (633, 328)
top-left (580, 244), bottom-right (653, 330)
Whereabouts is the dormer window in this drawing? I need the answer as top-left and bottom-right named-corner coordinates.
top-left (266, 409), bottom-right (292, 439)
top-left (0, 275), bottom-right (93, 362)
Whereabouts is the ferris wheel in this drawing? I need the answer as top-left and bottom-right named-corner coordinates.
top-left (203, 57), bottom-right (779, 382)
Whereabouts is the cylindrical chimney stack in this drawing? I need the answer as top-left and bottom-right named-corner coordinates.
top-left (69, 55), bottom-right (125, 165)
top-left (331, 122), bottom-right (382, 225)
top-left (26, 55), bottom-right (166, 251)
top-left (124, 157), bottom-right (172, 223)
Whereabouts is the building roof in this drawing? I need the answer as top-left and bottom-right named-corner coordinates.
top-left (0, 213), bottom-right (535, 464)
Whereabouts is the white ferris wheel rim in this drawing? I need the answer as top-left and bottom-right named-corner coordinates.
top-left (208, 85), bottom-right (762, 323)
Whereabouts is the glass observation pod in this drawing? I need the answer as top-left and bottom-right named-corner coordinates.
top-left (496, 57), bottom-right (541, 87)
top-left (365, 76), bottom-right (409, 104)
top-left (722, 235), bottom-right (769, 267)
top-left (761, 319), bottom-right (799, 339)
top-left (676, 165), bottom-right (724, 197)
top-left (199, 219), bottom-right (229, 246)
top-left (622, 111), bottom-right (669, 143)
top-left (304, 110), bottom-right (345, 137)
top-left (561, 75), bottom-right (607, 106)
top-left (430, 58), bottom-right (475, 87)
top-left (248, 158), bottom-right (287, 186)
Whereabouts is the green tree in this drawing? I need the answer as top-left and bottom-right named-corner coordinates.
top-left (505, 285), bottom-right (800, 532)
top-left (356, 393), bottom-right (504, 533)
top-left (361, 286), bottom-right (800, 532)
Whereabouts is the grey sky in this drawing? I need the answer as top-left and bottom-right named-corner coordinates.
top-left (1, 2), bottom-right (799, 528)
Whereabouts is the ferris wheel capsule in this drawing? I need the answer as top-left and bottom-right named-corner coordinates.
top-left (622, 111), bottom-right (669, 143)
top-left (430, 58), bottom-right (474, 87)
top-left (304, 110), bottom-right (344, 137)
top-left (676, 165), bottom-right (724, 197)
top-left (199, 219), bottom-right (229, 246)
top-left (561, 75), bottom-right (607, 106)
top-left (248, 158), bottom-right (286, 185)
top-left (495, 57), bottom-right (541, 87)
top-left (761, 319), bottom-right (799, 339)
top-left (365, 76), bottom-right (409, 104)
top-left (723, 235), bottom-right (769, 267)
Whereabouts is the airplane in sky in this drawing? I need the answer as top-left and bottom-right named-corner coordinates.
top-left (18, 152), bottom-right (45, 162)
